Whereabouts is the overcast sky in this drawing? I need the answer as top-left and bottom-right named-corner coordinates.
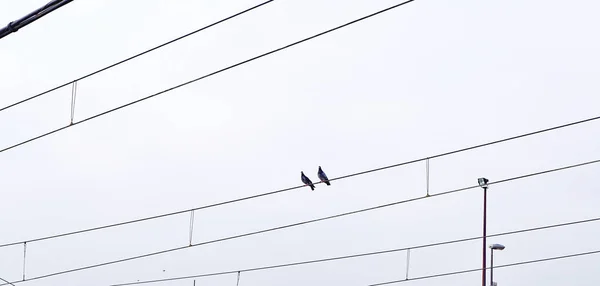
top-left (1, 0), bottom-right (599, 285)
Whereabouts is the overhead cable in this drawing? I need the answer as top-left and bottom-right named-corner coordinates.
top-left (369, 249), bottom-right (600, 285)
top-left (0, 0), bottom-right (274, 110)
top-left (0, 0), bottom-right (419, 155)
top-left (0, 277), bottom-right (15, 286)
top-left (1, 118), bottom-right (598, 249)
top-left (110, 215), bottom-right (600, 285)
top-left (0, 158), bottom-right (597, 285)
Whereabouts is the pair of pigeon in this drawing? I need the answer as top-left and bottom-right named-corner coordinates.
top-left (301, 166), bottom-right (330, 191)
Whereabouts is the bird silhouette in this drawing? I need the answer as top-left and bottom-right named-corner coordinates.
top-left (317, 166), bottom-right (330, 186)
top-left (301, 171), bottom-right (315, 191)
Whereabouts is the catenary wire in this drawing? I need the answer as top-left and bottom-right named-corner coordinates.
top-left (0, 0), bottom-right (596, 284)
top-left (0, 0), bottom-right (425, 247)
top-left (0, 0), bottom-right (597, 249)
top-left (0, 115), bottom-right (598, 250)
top-left (0, 0), bottom-right (597, 254)
top-left (369, 249), bottom-right (600, 285)
top-left (0, 0), bottom-right (419, 157)
top-left (0, 0), bottom-right (275, 111)
top-left (110, 215), bottom-right (600, 285)
top-left (0, 158), bottom-right (597, 285)
top-left (0, 277), bottom-right (15, 286)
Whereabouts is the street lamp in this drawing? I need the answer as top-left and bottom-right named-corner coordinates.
top-left (490, 243), bottom-right (505, 250)
top-left (478, 177), bottom-right (489, 286)
top-left (490, 244), bottom-right (505, 286)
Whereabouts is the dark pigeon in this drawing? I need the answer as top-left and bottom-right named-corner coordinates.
top-left (317, 166), bottom-right (330, 186)
top-left (301, 171), bottom-right (315, 191)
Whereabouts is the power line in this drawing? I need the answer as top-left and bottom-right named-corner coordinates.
top-left (0, 0), bottom-right (596, 254)
top-left (0, 0), bottom-right (274, 111)
top-left (0, 0), bottom-right (73, 40)
top-left (0, 0), bottom-right (418, 155)
top-left (3, 0), bottom-right (599, 163)
top-left (109, 215), bottom-right (600, 285)
top-left (0, 0), bottom-right (596, 250)
top-left (0, 276), bottom-right (15, 286)
top-left (0, 159), bottom-right (597, 286)
top-left (369, 249), bottom-right (600, 285)
top-left (1, 1), bottom-right (595, 284)
top-left (1, 115), bottom-right (598, 250)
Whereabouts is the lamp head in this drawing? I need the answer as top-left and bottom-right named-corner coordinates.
top-left (478, 177), bottom-right (489, 188)
top-left (489, 243), bottom-right (505, 250)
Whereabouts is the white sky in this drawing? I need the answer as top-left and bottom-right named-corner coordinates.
top-left (1, 0), bottom-right (599, 285)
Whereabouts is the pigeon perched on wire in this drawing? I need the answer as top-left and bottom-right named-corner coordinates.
top-left (317, 166), bottom-right (330, 186)
top-left (301, 171), bottom-right (315, 191)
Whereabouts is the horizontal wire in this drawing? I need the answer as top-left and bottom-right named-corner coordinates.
top-left (0, 0), bottom-right (597, 251)
top-left (0, 158), bottom-right (597, 286)
top-left (0, 0), bottom-right (596, 258)
top-left (1, 120), bottom-right (598, 250)
top-left (333, 115), bottom-right (600, 183)
top-left (0, 0), bottom-right (418, 157)
top-left (110, 215), bottom-right (600, 285)
top-left (0, 1), bottom-right (596, 284)
top-left (369, 249), bottom-right (600, 285)
top-left (0, 0), bottom-right (426, 248)
top-left (0, 0), bottom-right (276, 112)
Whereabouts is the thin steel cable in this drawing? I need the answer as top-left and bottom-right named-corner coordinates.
top-left (0, 0), bottom-right (432, 248)
top-left (0, 277), bottom-right (15, 286)
top-left (0, 0), bottom-right (596, 255)
top-left (7, 0), bottom-right (600, 165)
top-left (0, 159), bottom-right (597, 286)
top-left (1, 124), bottom-right (598, 251)
top-left (0, 0), bottom-right (597, 250)
top-left (109, 215), bottom-right (600, 286)
top-left (0, 0), bottom-right (419, 157)
top-left (369, 249), bottom-right (600, 285)
top-left (0, 0), bottom-right (276, 112)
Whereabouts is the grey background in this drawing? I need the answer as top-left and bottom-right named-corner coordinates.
top-left (1, 0), bottom-right (599, 285)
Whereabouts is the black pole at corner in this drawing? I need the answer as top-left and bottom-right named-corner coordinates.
top-left (0, 0), bottom-right (74, 40)
top-left (482, 186), bottom-right (488, 286)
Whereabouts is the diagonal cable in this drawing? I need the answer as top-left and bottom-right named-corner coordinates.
top-left (111, 215), bottom-right (600, 285)
top-left (0, 158), bottom-right (597, 285)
